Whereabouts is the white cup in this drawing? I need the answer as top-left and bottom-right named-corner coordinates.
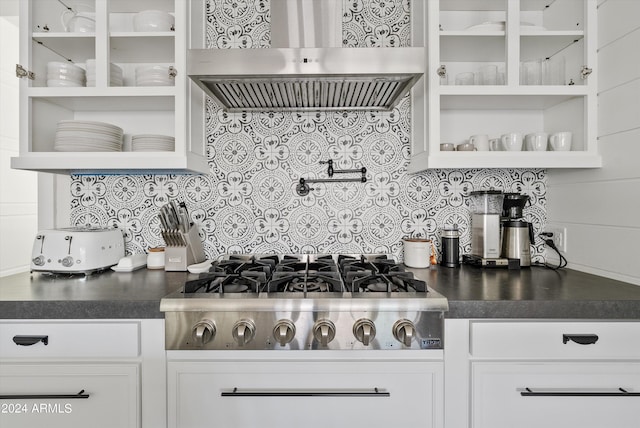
top-left (524, 132), bottom-right (548, 151)
top-left (489, 138), bottom-right (502, 151)
top-left (469, 134), bottom-right (490, 151)
top-left (500, 133), bottom-right (523, 151)
top-left (403, 238), bottom-right (434, 269)
top-left (549, 132), bottom-right (572, 151)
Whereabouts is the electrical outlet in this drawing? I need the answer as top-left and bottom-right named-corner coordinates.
top-left (545, 226), bottom-right (567, 253)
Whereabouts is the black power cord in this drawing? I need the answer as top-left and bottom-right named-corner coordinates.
top-left (539, 233), bottom-right (568, 270)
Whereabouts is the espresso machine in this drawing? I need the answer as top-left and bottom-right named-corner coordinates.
top-left (500, 193), bottom-right (535, 267)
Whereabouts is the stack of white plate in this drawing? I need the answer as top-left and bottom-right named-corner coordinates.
top-left (131, 134), bottom-right (175, 152)
top-left (47, 61), bottom-right (85, 87)
top-left (85, 59), bottom-right (123, 87)
top-left (54, 120), bottom-right (123, 152)
top-left (135, 65), bottom-right (174, 86)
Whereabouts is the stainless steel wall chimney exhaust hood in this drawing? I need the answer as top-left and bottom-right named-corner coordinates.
top-left (187, 0), bottom-right (425, 112)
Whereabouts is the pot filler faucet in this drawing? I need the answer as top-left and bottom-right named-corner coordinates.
top-left (296, 159), bottom-right (367, 196)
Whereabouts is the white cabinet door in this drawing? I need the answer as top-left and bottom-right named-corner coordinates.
top-left (168, 360), bottom-right (443, 428)
top-left (0, 363), bottom-right (139, 428)
top-left (472, 362), bottom-right (640, 428)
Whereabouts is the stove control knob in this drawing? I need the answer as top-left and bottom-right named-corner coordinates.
top-left (232, 319), bottom-right (256, 347)
top-left (313, 320), bottom-right (336, 347)
top-left (353, 318), bottom-right (376, 346)
top-left (192, 319), bottom-right (216, 346)
top-left (393, 319), bottom-right (415, 347)
top-left (273, 320), bottom-right (296, 346)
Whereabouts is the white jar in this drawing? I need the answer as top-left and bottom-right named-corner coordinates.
top-left (403, 238), bottom-right (433, 269)
top-left (147, 247), bottom-right (165, 269)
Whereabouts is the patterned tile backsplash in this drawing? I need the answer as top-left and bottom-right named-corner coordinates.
top-left (70, 0), bottom-right (547, 263)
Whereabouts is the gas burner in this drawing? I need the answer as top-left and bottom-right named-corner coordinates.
top-left (366, 282), bottom-right (398, 292)
top-left (184, 271), bottom-right (267, 294)
top-left (350, 272), bottom-right (427, 293)
top-left (268, 272), bottom-right (343, 293)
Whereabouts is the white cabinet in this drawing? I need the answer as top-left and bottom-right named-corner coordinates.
top-left (167, 351), bottom-right (444, 428)
top-left (11, 0), bottom-right (208, 174)
top-left (445, 320), bottom-right (640, 428)
top-left (410, 0), bottom-right (601, 171)
top-left (0, 319), bottom-right (166, 428)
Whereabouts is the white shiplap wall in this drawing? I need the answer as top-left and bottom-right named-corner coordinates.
top-left (547, 0), bottom-right (640, 285)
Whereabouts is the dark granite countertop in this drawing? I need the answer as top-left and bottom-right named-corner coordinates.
top-left (408, 265), bottom-right (640, 319)
top-left (1, 265), bottom-right (639, 320)
top-left (0, 269), bottom-right (189, 319)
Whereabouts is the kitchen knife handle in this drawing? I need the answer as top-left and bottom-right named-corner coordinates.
top-left (12, 335), bottom-right (48, 346)
top-left (562, 334), bottom-right (598, 345)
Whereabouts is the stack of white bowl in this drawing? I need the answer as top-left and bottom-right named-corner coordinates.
top-left (135, 65), bottom-right (175, 86)
top-left (47, 62), bottom-right (85, 87)
top-left (85, 59), bottom-right (124, 87)
top-left (133, 10), bottom-right (175, 32)
top-left (131, 134), bottom-right (175, 152)
top-left (54, 120), bottom-right (123, 152)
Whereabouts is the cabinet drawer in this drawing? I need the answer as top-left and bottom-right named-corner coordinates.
top-left (472, 362), bottom-right (640, 428)
top-left (0, 363), bottom-right (139, 428)
top-left (168, 360), bottom-right (443, 428)
top-left (0, 321), bottom-right (140, 359)
top-left (470, 321), bottom-right (640, 358)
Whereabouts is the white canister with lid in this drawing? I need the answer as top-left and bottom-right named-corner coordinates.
top-left (402, 238), bottom-right (435, 268)
top-left (147, 247), bottom-right (165, 269)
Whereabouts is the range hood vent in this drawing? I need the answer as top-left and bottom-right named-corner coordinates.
top-left (187, 0), bottom-right (425, 112)
top-left (188, 47), bottom-right (425, 112)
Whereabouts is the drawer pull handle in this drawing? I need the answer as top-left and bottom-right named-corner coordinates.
top-left (12, 335), bottom-right (48, 346)
top-left (562, 334), bottom-right (598, 345)
top-left (520, 387), bottom-right (640, 397)
top-left (221, 387), bottom-right (390, 397)
top-left (0, 390), bottom-right (90, 400)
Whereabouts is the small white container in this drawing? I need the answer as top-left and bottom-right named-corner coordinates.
top-left (133, 10), bottom-right (174, 32)
top-left (147, 247), bottom-right (165, 269)
top-left (403, 238), bottom-right (434, 269)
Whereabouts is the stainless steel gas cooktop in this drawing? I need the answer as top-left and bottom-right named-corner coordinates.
top-left (160, 254), bottom-right (448, 351)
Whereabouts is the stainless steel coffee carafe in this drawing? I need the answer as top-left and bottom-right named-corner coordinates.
top-left (500, 193), bottom-right (535, 267)
top-left (501, 220), bottom-right (535, 267)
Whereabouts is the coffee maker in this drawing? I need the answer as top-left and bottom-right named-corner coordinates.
top-left (500, 193), bottom-right (535, 267)
top-left (469, 190), bottom-right (504, 260)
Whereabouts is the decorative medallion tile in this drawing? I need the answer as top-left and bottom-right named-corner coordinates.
top-left (69, 0), bottom-right (548, 264)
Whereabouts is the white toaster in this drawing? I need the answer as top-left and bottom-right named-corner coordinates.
top-left (31, 227), bottom-right (125, 274)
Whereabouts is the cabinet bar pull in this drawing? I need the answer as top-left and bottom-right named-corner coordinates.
top-left (562, 334), bottom-right (598, 345)
top-left (0, 390), bottom-right (89, 400)
top-left (222, 387), bottom-right (390, 397)
top-left (520, 387), bottom-right (640, 397)
top-left (12, 335), bottom-right (48, 346)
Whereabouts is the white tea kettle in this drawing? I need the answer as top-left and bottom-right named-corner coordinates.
top-left (61, 7), bottom-right (95, 33)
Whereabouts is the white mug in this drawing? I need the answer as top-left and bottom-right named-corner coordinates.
top-left (549, 131), bottom-right (572, 151)
top-left (469, 134), bottom-right (490, 151)
top-left (525, 132), bottom-right (548, 151)
top-left (500, 133), bottom-right (523, 151)
top-left (489, 138), bottom-right (502, 151)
